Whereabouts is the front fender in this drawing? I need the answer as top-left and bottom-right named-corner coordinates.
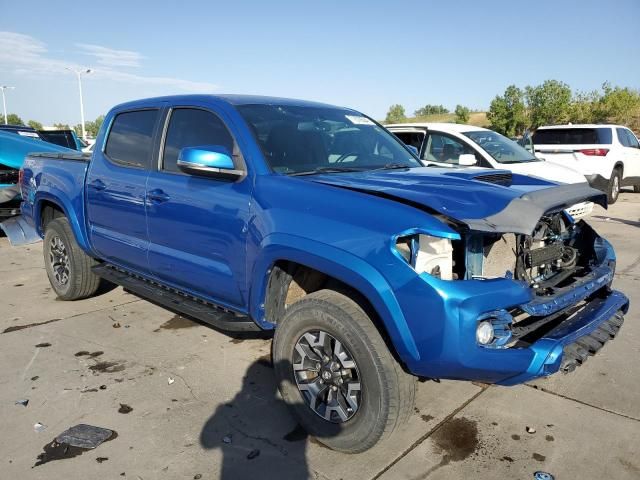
top-left (248, 232), bottom-right (421, 363)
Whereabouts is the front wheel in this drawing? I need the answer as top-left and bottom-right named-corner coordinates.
top-left (633, 185), bottom-right (640, 193)
top-left (43, 217), bottom-right (101, 300)
top-left (272, 289), bottom-right (415, 453)
top-left (608, 169), bottom-right (622, 204)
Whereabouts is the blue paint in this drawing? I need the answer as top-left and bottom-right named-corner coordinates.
top-left (16, 94), bottom-right (629, 386)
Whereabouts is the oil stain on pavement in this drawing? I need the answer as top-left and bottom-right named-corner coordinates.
top-left (153, 314), bottom-right (197, 332)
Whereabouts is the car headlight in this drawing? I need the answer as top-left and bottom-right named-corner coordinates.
top-left (394, 233), bottom-right (454, 280)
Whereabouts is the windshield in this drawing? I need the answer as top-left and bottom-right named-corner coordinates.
top-left (237, 104), bottom-right (421, 174)
top-left (464, 130), bottom-right (538, 164)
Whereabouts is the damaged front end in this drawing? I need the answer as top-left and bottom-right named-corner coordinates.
top-left (393, 206), bottom-right (628, 385)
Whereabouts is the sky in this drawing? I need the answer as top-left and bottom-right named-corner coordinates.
top-left (1, 0), bottom-right (639, 126)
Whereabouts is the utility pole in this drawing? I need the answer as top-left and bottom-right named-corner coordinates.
top-left (1, 85), bottom-right (16, 124)
top-left (65, 68), bottom-right (92, 140)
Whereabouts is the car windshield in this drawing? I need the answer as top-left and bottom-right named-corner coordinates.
top-left (237, 104), bottom-right (421, 175)
top-left (464, 130), bottom-right (538, 164)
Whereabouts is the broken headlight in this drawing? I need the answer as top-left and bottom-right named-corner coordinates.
top-left (394, 234), bottom-right (454, 280)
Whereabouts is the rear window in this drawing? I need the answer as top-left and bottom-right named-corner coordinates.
top-left (105, 109), bottom-right (159, 168)
top-left (532, 128), bottom-right (612, 145)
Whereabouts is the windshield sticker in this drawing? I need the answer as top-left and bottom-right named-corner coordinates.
top-left (345, 115), bottom-right (375, 126)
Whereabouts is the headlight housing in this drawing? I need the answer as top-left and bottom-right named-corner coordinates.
top-left (394, 233), bottom-right (454, 280)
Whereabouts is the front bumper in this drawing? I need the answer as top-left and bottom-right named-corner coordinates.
top-left (394, 240), bottom-right (629, 385)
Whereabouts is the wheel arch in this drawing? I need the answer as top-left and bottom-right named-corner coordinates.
top-left (249, 233), bottom-right (421, 364)
top-left (34, 193), bottom-right (92, 253)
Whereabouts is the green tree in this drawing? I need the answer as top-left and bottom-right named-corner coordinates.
top-left (594, 82), bottom-right (640, 125)
top-left (569, 90), bottom-right (601, 124)
top-left (0, 113), bottom-right (24, 125)
top-left (454, 105), bottom-right (470, 124)
top-left (85, 115), bottom-right (105, 137)
top-left (525, 80), bottom-right (572, 127)
top-left (53, 123), bottom-right (71, 130)
top-left (385, 104), bottom-right (407, 124)
top-left (487, 85), bottom-right (527, 136)
top-left (414, 104), bottom-right (449, 116)
top-left (27, 120), bottom-right (43, 130)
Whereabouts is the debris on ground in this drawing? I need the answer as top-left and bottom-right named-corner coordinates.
top-left (534, 472), bottom-right (555, 480)
top-left (15, 399), bottom-right (29, 407)
top-left (194, 475), bottom-right (202, 480)
top-left (167, 377), bottom-right (175, 385)
top-left (112, 322), bottom-right (121, 328)
top-left (118, 403), bottom-right (133, 414)
top-left (33, 424), bottom-right (116, 467)
top-left (222, 435), bottom-right (232, 444)
top-left (34, 422), bottom-right (47, 432)
top-left (99, 385), bottom-right (107, 390)
top-left (247, 449), bottom-right (260, 460)
top-left (56, 424), bottom-right (114, 448)
top-left (526, 426), bottom-right (536, 434)
top-left (35, 342), bottom-right (51, 348)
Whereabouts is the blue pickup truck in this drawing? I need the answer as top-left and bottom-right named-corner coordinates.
top-left (15, 95), bottom-right (628, 452)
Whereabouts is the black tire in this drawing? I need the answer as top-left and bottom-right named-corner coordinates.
top-left (272, 289), bottom-right (415, 453)
top-left (43, 217), bottom-right (101, 300)
top-left (633, 185), bottom-right (640, 193)
top-left (608, 169), bottom-right (622, 204)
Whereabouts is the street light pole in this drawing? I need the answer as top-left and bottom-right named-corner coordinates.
top-left (0, 85), bottom-right (16, 124)
top-left (65, 68), bottom-right (92, 140)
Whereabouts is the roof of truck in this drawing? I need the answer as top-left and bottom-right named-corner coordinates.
top-left (112, 94), bottom-right (343, 111)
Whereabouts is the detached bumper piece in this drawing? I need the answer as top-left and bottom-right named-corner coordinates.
top-left (560, 310), bottom-right (624, 374)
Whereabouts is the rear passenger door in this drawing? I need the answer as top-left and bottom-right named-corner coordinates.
top-left (145, 106), bottom-right (251, 310)
top-left (86, 108), bottom-right (160, 273)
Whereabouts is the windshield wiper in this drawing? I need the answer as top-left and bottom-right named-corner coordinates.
top-left (288, 166), bottom-right (363, 176)
top-left (371, 163), bottom-right (414, 171)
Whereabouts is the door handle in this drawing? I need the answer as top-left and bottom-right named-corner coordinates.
top-left (88, 179), bottom-right (106, 191)
top-left (147, 189), bottom-right (170, 203)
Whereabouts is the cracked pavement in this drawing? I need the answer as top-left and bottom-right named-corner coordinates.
top-left (1, 191), bottom-right (639, 479)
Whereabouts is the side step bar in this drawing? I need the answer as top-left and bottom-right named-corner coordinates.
top-left (92, 264), bottom-right (261, 332)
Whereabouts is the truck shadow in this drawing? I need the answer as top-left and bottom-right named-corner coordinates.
top-left (592, 215), bottom-right (640, 228)
top-left (199, 358), bottom-right (341, 479)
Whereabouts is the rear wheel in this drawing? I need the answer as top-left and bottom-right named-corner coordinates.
top-left (608, 169), bottom-right (622, 204)
top-left (633, 185), bottom-right (640, 193)
top-left (272, 289), bottom-right (415, 453)
top-left (43, 217), bottom-right (101, 300)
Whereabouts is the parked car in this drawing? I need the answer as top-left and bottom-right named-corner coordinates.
top-left (387, 123), bottom-right (594, 218)
top-left (532, 124), bottom-right (640, 203)
top-left (12, 95), bottom-right (628, 452)
top-left (0, 130), bottom-right (73, 224)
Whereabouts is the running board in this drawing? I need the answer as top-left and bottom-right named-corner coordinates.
top-left (92, 264), bottom-right (261, 332)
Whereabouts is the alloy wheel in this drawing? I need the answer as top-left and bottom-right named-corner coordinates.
top-left (293, 330), bottom-right (361, 423)
top-left (49, 236), bottom-right (70, 286)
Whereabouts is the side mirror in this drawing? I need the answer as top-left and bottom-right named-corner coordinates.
top-left (458, 154), bottom-right (477, 166)
top-left (177, 145), bottom-right (243, 179)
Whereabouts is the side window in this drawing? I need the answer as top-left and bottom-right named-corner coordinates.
top-left (423, 133), bottom-right (468, 164)
top-left (392, 131), bottom-right (425, 152)
top-left (162, 108), bottom-right (235, 173)
top-left (105, 110), bottom-right (159, 168)
top-left (625, 129), bottom-right (639, 149)
top-left (616, 128), bottom-right (630, 147)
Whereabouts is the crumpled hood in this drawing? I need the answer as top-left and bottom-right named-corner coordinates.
top-left (305, 167), bottom-right (607, 234)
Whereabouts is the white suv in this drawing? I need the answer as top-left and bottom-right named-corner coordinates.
top-left (387, 123), bottom-right (594, 218)
top-left (532, 125), bottom-right (640, 203)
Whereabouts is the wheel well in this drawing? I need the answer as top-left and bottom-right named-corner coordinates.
top-left (40, 201), bottom-right (65, 231)
top-left (264, 261), bottom-right (402, 364)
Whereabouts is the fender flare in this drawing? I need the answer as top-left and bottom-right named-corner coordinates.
top-left (34, 192), bottom-right (93, 254)
top-left (248, 232), bottom-right (421, 363)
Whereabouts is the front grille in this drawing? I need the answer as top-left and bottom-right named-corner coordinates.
top-left (474, 172), bottom-right (512, 186)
